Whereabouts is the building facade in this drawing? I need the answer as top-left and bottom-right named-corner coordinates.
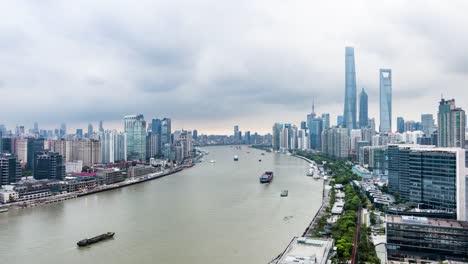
top-left (386, 215), bottom-right (468, 262)
top-left (387, 145), bottom-right (466, 221)
top-left (438, 98), bottom-right (466, 148)
top-left (124, 115), bottom-right (147, 161)
top-left (0, 153), bottom-right (22, 185)
top-left (33, 151), bottom-right (65, 180)
top-left (359, 88), bottom-right (368, 128)
top-left (379, 69), bottom-right (392, 132)
top-left (343, 47), bottom-right (357, 129)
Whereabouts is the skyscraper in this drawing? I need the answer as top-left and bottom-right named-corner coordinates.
top-left (76, 129), bottom-right (83, 139)
top-left (309, 117), bottom-right (323, 149)
top-left (379, 69), bottom-right (392, 132)
top-left (321, 113), bottom-right (330, 130)
top-left (60, 123), bottom-right (67, 138)
top-left (151, 119), bottom-right (162, 155)
top-left (438, 98), bottom-right (466, 148)
top-left (33, 122), bottom-right (39, 133)
top-left (99, 120), bottom-right (104, 133)
top-left (421, 114), bottom-right (435, 136)
top-left (124, 115), bottom-right (147, 161)
top-left (161, 118), bottom-right (172, 145)
top-left (337, 115), bottom-right (344, 127)
top-left (343, 47), bottom-right (357, 129)
top-left (359, 88), bottom-right (368, 128)
top-left (272, 123), bottom-right (283, 151)
top-left (397, 117), bottom-right (405, 133)
top-left (27, 137), bottom-right (44, 171)
top-left (87, 123), bottom-right (94, 137)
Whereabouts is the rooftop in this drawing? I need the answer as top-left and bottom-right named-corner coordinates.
top-left (277, 237), bottom-right (333, 264)
top-left (387, 215), bottom-right (468, 228)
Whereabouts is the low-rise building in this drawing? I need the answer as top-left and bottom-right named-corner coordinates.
top-left (96, 169), bottom-right (124, 185)
top-left (0, 189), bottom-right (19, 203)
top-left (127, 165), bottom-right (157, 178)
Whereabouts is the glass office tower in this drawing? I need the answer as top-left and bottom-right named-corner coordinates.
top-left (379, 69), bottom-right (392, 132)
top-left (343, 47), bottom-right (357, 129)
top-left (124, 115), bottom-right (147, 161)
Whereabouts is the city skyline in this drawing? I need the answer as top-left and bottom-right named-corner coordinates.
top-left (1, 2), bottom-right (468, 133)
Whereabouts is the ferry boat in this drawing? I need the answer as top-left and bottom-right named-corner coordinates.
top-left (77, 232), bottom-right (115, 247)
top-left (234, 155), bottom-right (239, 161)
top-left (260, 171), bottom-right (274, 183)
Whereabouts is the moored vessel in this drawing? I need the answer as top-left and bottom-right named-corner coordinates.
top-left (0, 208), bottom-right (8, 213)
top-left (280, 190), bottom-right (288, 197)
top-left (260, 171), bottom-right (273, 183)
top-left (77, 232), bottom-right (115, 247)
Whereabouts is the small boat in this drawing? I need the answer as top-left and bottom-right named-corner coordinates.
top-left (259, 159), bottom-right (262, 162)
top-left (77, 232), bottom-right (115, 247)
top-left (281, 190), bottom-right (288, 197)
top-left (260, 171), bottom-right (274, 183)
top-left (0, 208), bottom-right (8, 213)
top-left (323, 176), bottom-right (328, 181)
top-left (261, 153), bottom-right (265, 155)
top-left (209, 160), bottom-right (216, 163)
top-left (306, 168), bottom-right (314, 176)
top-left (234, 155), bottom-right (239, 161)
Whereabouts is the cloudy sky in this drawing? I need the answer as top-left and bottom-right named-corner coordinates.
top-left (0, 0), bottom-right (467, 134)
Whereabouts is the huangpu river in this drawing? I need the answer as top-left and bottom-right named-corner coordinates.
top-left (0, 146), bottom-right (323, 264)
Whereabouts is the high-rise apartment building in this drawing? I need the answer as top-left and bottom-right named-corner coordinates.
top-left (322, 127), bottom-right (349, 159)
top-left (124, 115), bottom-right (147, 161)
top-left (14, 138), bottom-right (28, 164)
top-left (343, 47), bottom-right (357, 129)
top-left (379, 69), bottom-right (392, 132)
top-left (438, 98), bottom-right (466, 148)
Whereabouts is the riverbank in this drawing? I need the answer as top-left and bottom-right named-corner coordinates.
top-left (2, 155), bottom-right (202, 211)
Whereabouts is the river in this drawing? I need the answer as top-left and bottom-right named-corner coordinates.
top-left (0, 146), bottom-right (323, 264)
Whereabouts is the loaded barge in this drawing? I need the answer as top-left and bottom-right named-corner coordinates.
top-left (260, 171), bottom-right (274, 183)
top-left (77, 232), bottom-right (115, 247)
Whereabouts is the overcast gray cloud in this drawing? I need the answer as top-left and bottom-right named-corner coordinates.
top-left (0, 0), bottom-right (468, 134)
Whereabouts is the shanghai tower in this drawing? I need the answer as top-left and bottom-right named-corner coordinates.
top-left (343, 47), bottom-right (357, 129)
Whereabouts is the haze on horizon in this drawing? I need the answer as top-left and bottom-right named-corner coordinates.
top-left (1, 0), bottom-right (468, 135)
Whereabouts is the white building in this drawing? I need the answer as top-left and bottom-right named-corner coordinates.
top-left (65, 160), bottom-right (83, 173)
